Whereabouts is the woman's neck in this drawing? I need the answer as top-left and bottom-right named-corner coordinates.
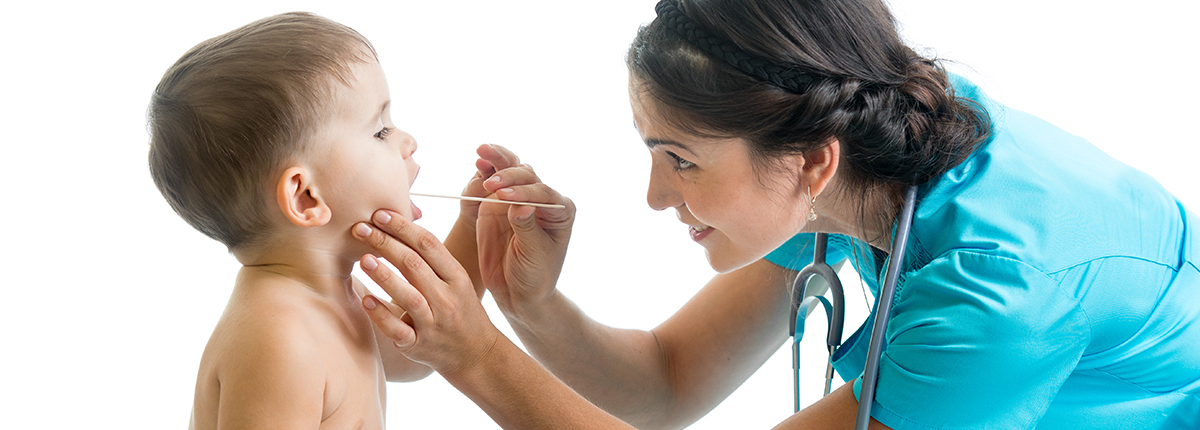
top-left (808, 181), bottom-right (902, 253)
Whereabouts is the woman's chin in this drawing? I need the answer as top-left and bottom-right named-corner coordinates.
top-left (703, 248), bottom-right (760, 274)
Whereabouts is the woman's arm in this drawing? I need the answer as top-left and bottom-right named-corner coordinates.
top-left (353, 208), bottom-right (888, 430)
top-left (474, 167), bottom-right (796, 428)
top-left (365, 145), bottom-right (523, 381)
top-left (352, 210), bottom-right (635, 429)
top-left (442, 144), bottom-right (528, 298)
top-left (500, 259), bottom-right (796, 429)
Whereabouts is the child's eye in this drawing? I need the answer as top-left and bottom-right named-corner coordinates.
top-left (667, 151), bottom-right (695, 170)
top-left (374, 127), bottom-right (392, 140)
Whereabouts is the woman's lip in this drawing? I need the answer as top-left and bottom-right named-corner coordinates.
top-left (689, 225), bottom-right (713, 242)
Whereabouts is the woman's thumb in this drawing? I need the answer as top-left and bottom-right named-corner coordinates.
top-left (508, 206), bottom-right (541, 235)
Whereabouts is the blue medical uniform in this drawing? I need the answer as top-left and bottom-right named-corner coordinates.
top-left (767, 76), bottom-right (1200, 429)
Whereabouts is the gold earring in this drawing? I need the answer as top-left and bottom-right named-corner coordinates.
top-left (807, 187), bottom-right (818, 221)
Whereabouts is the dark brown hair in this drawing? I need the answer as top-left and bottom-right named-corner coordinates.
top-left (628, 0), bottom-right (992, 232)
top-left (148, 12), bottom-right (376, 251)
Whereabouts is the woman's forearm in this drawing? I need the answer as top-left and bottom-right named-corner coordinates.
top-left (502, 289), bottom-right (679, 428)
top-left (443, 332), bottom-right (638, 430)
top-left (499, 259), bottom-right (796, 430)
top-left (444, 215), bottom-right (484, 298)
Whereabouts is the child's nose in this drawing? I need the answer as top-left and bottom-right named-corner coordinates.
top-left (402, 134), bottom-right (418, 159)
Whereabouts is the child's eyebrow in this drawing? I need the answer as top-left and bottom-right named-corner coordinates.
top-left (367, 100), bottom-right (391, 128)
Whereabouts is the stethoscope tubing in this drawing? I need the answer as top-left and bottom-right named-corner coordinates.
top-left (791, 232), bottom-right (844, 411)
top-left (854, 185), bottom-right (919, 430)
top-left (790, 185), bottom-right (918, 430)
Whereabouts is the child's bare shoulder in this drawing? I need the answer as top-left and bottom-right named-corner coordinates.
top-left (192, 278), bottom-right (332, 429)
top-left (205, 274), bottom-right (333, 371)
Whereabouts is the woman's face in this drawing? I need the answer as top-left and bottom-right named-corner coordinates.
top-left (631, 93), bottom-right (812, 273)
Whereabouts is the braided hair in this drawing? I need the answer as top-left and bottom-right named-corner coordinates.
top-left (655, 0), bottom-right (815, 94)
top-left (628, 0), bottom-right (992, 228)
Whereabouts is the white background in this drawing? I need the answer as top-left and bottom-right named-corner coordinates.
top-left (1, 1), bottom-right (1196, 429)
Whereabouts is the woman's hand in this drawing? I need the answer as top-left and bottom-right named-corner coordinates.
top-left (353, 209), bottom-right (502, 376)
top-left (455, 144), bottom-right (526, 229)
top-left (443, 144), bottom-right (530, 295)
top-left (353, 209), bottom-right (634, 430)
top-left (474, 157), bottom-right (576, 318)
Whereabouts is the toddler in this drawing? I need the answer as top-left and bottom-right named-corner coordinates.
top-left (148, 12), bottom-right (485, 429)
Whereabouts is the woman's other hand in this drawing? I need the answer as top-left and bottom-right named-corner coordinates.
top-left (475, 152), bottom-right (576, 319)
top-left (444, 144), bottom-right (531, 297)
top-left (353, 209), bottom-right (501, 376)
top-left (456, 144), bottom-right (525, 227)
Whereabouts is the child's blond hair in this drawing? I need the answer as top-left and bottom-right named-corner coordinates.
top-left (149, 12), bottom-right (376, 250)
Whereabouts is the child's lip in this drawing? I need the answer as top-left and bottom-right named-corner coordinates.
top-left (411, 200), bottom-right (422, 220)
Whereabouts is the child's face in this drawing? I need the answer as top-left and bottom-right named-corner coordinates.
top-left (309, 59), bottom-right (422, 230)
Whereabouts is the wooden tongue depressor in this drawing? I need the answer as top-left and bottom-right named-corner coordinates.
top-left (410, 192), bottom-right (566, 209)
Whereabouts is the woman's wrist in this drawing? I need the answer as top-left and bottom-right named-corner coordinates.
top-left (499, 289), bottom-right (576, 338)
top-left (444, 213), bottom-right (482, 290)
top-left (440, 328), bottom-right (635, 430)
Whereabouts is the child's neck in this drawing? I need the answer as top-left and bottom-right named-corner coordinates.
top-left (237, 241), bottom-right (358, 299)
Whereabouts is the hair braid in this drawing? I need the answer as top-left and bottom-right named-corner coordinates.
top-left (656, 0), bottom-right (815, 94)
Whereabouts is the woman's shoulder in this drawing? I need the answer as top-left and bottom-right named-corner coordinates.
top-left (911, 78), bottom-right (1190, 275)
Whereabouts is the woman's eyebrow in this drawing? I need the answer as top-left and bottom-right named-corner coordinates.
top-left (644, 138), bottom-right (697, 156)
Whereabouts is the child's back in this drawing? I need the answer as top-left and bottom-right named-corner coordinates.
top-left (148, 12), bottom-right (431, 429)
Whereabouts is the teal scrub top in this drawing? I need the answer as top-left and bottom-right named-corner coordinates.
top-left (767, 76), bottom-right (1200, 429)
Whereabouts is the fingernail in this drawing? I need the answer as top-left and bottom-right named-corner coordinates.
top-left (498, 187), bottom-right (514, 194)
top-left (354, 223), bottom-right (372, 238)
top-left (516, 210), bottom-right (533, 221)
top-left (488, 175), bottom-right (502, 183)
top-left (374, 210), bottom-right (391, 224)
top-left (362, 255), bottom-right (378, 270)
top-left (364, 295), bottom-right (378, 310)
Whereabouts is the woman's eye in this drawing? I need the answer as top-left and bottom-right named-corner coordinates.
top-left (374, 126), bottom-right (392, 140)
top-left (667, 152), bottom-right (696, 170)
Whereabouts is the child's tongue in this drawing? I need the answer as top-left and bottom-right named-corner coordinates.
top-left (411, 200), bottom-right (423, 220)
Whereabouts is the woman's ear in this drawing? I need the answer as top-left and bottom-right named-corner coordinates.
top-left (276, 166), bottom-right (332, 227)
top-left (802, 139), bottom-right (840, 198)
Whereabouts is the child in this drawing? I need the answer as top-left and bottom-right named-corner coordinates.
top-left (148, 12), bottom-right (489, 429)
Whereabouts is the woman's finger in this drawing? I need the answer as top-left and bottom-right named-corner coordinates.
top-left (359, 254), bottom-right (433, 325)
top-left (353, 222), bottom-right (447, 305)
top-left (493, 183), bottom-right (575, 224)
top-left (482, 164), bottom-right (542, 194)
top-left (474, 158), bottom-right (497, 180)
top-left (362, 294), bottom-right (418, 349)
top-left (476, 143), bottom-right (521, 174)
top-left (360, 210), bottom-right (469, 286)
top-left (462, 169), bottom-right (490, 200)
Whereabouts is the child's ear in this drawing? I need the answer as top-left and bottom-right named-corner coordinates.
top-left (276, 166), bottom-right (332, 227)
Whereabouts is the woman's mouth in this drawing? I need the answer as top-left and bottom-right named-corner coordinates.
top-left (410, 200), bottom-right (423, 221)
top-left (689, 224), bottom-right (713, 242)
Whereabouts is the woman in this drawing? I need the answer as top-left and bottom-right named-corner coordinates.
top-left (350, 0), bottom-right (1200, 428)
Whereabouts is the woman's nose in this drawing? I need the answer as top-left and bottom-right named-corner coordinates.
top-left (646, 163), bottom-right (683, 211)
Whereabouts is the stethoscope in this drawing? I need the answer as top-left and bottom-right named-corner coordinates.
top-left (790, 186), bottom-right (918, 430)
